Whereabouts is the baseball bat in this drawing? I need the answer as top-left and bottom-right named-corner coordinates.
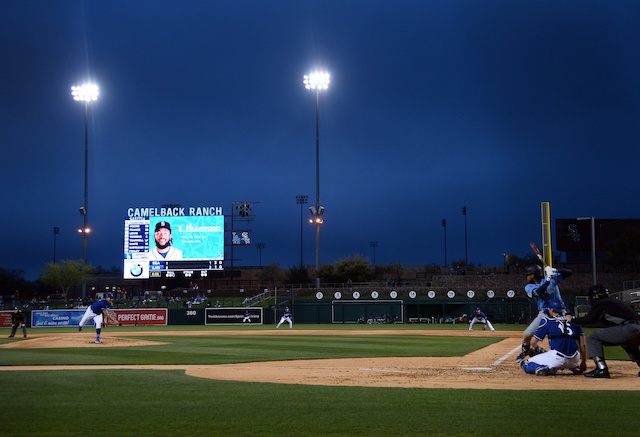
top-left (530, 242), bottom-right (546, 268)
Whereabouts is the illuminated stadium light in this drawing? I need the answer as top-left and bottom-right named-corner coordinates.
top-left (72, 82), bottom-right (99, 298)
top-left (71, 84), bottom-right (99, 101)
top-left (303, 72), bottom-right (330, 90)
top-left (304, 71), bottom-right (330, 287)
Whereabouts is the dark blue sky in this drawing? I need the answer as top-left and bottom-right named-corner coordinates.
top-left (2, 1), bottom-right (639, 280)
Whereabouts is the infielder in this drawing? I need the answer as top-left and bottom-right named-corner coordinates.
top-left (8, 307), bottom-right (27, 338)
top-left (276, 306), bottom-right (293, 329)
top-left (242, 310), bottom-right (252, 326)
top-left (520, 299), bottom-right (587, 376)
top-left (468, 307), bottom-right (495, 332)
top-left (78, 293), bottom-right (120, 343)
top-left (569, 284), bottom-right (640, 378)
top-left (516, 264), bottom-right (572, 363)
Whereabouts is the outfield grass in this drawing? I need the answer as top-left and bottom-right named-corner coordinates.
top-left (1, 324), bottom-right (638, 436)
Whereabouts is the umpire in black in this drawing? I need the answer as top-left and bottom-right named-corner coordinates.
top-left (9, 307), bottom-right (27, 338)
top-left (568, 284), bottom-right (640, 379)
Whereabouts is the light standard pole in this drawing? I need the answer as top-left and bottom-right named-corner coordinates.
top-left (578, 217), bottom-right (597, 285)
top-left (256, 243), bottom-right (265, 267)
top-left (369, 241), bottom-right (378, 265)
top-left (53, 227), bottom-right (60, 264)
top-left (462, 206), bottom-right (468, 266)
top-left (72, 83), bottom-right (99, 298)
top-left (442, 219), bottom-right (447, 267)
top-left (296, 195), bottom-right (308, 268)
top-left (304, 72), bottom-right (330, 288)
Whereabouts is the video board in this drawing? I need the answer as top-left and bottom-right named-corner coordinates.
top-left (123, 206), bottom-right (224, 279)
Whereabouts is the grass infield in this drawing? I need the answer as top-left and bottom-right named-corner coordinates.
top-left (1, 324), bottom-right (638, 436)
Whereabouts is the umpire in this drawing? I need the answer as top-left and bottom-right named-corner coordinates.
top-left (9, 307), bottom-right (27, 338)
top-left (568, 284), bottom-right (640, 379)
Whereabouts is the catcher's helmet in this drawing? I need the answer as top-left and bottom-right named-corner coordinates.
top-left (524, 264), bottom-right (543, 277)
top-left (588, 284), bottom-right (609, 305)
top-left (547, 299), bottom-right (563, 313)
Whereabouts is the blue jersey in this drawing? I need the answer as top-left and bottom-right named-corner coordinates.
top-left (282, 310), bottom-right (292, 318)
top-left (473, 311), bottom-right (488, 320)
top-left (90, 299), bottom-right (111, 315)
top-left (533, 316), bottom-right (583, 356)
top-left (525, 270), bottom-right (569, 311)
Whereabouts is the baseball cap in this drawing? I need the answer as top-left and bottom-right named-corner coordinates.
top-left (106, 293), bottom-right (114, 299)
top-left (547, 299), bottom-right (563, 312)
top-left (155, 221), bottom-right (171, 232)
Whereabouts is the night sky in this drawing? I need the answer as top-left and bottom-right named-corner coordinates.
top-left (2, 1), bottom-right (639, 280)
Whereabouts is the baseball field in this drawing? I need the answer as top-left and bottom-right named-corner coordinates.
top-left (1, 324), bottom-right (638, 436)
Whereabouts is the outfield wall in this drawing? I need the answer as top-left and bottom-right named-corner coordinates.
top-left (2, 299), bottom-right (556, 328)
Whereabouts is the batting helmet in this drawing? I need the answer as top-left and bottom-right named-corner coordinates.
top-left (547, 299), bottom-right (563, 313)
top-left (524, 264), bottom-right (543, 277)
top-left (588, 284), bottom-right (609, 305)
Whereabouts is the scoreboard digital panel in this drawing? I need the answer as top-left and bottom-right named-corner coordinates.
top-left (123, 206), bottom-right (225, 279)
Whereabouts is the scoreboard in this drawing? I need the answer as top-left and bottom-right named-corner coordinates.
top-left (123, 206), bottom-right (225, 279)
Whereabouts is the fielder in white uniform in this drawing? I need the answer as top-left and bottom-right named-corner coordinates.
top-left (469, 307), bottom-right (495, 332)
top-left (242, 310), bottom-right (252, 325)
top-left (149, 221), bottom-right (183, 260)
top-left (276, 307), bottom-right (293, 329)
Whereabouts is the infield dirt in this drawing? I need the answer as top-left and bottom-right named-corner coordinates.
top-left (1, 329), bottom-right (638, 391)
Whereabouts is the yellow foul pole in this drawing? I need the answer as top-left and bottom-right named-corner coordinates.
top-left (541, 202), bottom-right (552, 267)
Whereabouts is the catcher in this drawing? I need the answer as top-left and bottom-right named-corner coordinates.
top-left (78, 293), bottom-right (121, 344)
top-left (519, 299), bottom-right (587, 376)
top-left (8, 306), bottom-right (27, 338)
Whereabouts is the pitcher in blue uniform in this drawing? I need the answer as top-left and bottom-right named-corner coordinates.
top-left (78, 293), bottom-right (119, 343)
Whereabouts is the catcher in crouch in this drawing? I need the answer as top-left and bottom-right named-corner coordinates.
top-left (520, 299), bottom-right (587, 376)
top-left (78, 293), bottom-right (121, 344)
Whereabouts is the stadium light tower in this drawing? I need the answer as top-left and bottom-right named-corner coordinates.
top-left (304, 72), bottom-right (330, 288)
top-left (72, 83), bottom-right (99, 297)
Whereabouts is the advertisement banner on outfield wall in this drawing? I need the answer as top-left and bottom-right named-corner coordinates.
top-left (31, 310), bottom-right (85, 327)
top-left (0, 311), bottom-right (15, 328)
top-left (30, 309), bottom-right (168, 327)
top-left (205, 307), bottom-right (262, 325)
top-left (115, 309), bottom-right (168, 326)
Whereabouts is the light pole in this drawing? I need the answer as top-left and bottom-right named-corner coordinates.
top-left (578, 217), bottom-right (597, 285)
top-left (304, 72), bottom-right (330, 288)
top-left (462, 206), bottom-right (468, 266)
top-left (296, 195), bottom-right (308, 268)
top-left (442, 219), bottom-right (447, 267)
top-left (256, 243), bottom-right (265, 267)
top-left (72, 83), bottom-right (99, 297)
top-left (369, 241), bottom-right (378, 265)
top-left (53, 227), bottom-right (60, 263)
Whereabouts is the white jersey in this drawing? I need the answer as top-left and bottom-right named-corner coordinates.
top-left (149, 246), bottom-right (183, 260)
